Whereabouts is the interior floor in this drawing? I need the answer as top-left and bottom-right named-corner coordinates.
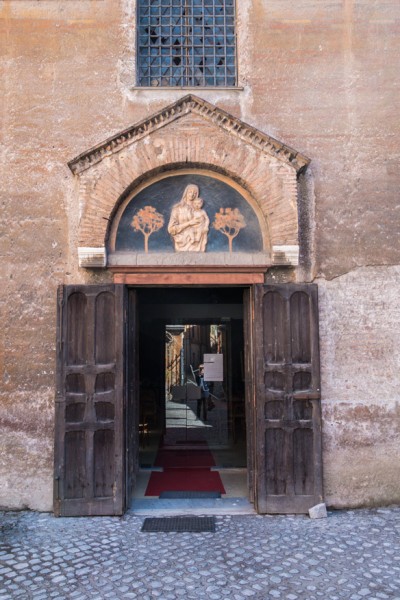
top-left (137, 420), bottom-right (247, 500)
top-left (133, 468), bottom-right (247, 499)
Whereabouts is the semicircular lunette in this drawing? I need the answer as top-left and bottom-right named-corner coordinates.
top-left (113, 173), bottom-right (264, 255)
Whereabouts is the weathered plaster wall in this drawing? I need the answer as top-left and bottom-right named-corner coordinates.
top-left (319, 266), bottom-right (400, 507)
top-left (1, 0), bottom-right (399, 510)
top-left (245, 0), bottom-right (400, 280)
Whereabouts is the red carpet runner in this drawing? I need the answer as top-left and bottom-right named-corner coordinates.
top-left (145, 447), bottom-right (225, 496)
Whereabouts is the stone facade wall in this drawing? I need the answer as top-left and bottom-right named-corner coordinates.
top-left (319, 266), bottom-right (400, 507)
top-left (1, 0), bottom-right (399, 511)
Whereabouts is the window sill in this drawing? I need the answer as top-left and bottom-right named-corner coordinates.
top-left (130, 86), bottom-right (244, 92)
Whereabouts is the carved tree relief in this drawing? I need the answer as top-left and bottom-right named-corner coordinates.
top-left (213, 208), bottom-right (246, 253)
top-left (131, 206), bottom-right (164, 253)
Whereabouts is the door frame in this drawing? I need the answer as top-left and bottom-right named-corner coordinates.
top-left (124, 283), bottom-right (254, 509)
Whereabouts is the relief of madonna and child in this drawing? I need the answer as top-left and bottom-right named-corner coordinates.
top-left (168, 184), bottom-right (210, 252)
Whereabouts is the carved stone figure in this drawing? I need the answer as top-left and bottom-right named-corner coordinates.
top-left (188, 197), bottom-right (210, 252)
top-left (168, 184), bottom-right (209, 252)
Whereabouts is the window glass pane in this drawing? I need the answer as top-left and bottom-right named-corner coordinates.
top-left (137, 0), bottom-right (236, 87)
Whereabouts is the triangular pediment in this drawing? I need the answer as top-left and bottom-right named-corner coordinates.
top-left (68, 94), bottom-right (310, 175)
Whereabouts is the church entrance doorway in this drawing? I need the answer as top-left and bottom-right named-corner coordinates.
top-left (134, 287), bottom-right (247, 504)
top-left (54, 282), bottom-right (323, 517)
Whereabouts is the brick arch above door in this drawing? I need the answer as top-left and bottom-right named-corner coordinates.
top-left (68, 94), bottom-right (310, 269)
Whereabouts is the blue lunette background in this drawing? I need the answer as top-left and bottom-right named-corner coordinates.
top-left (115, 174), bottom-right (263, 253)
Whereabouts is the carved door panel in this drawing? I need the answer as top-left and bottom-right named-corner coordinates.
top-left (253, 284), bottom-right (323, 514)
top-left (54, 285), bottom-right (126, 516)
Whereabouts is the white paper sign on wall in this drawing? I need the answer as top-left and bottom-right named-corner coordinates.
top-left (203, 354), bottom-right (223, 381)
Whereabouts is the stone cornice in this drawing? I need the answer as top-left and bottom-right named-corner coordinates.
top-left (68, 94), bottom-right (310, 175)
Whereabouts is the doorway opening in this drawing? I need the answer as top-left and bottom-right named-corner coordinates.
top-left (133, 287), bottom-right (248, 505)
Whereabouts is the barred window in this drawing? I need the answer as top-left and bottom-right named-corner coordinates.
top-left (137, 0), bottom-right (236, 87)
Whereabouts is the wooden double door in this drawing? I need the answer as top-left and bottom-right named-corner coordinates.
top-left (54, 284), bottom-right (323, 516)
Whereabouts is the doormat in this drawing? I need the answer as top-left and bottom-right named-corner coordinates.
top-left (141, 516), bottom-right (216, 533)
top-left (159, 490), bottom-right (221, 499)
top-left (145, 468), bottom-right (225, 496)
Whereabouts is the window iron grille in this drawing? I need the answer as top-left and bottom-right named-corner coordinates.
top-left (137, 0), bottom-right (236, 87)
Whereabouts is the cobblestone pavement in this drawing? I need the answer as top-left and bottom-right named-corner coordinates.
top-left (1, 507), bottom-right (399, 599)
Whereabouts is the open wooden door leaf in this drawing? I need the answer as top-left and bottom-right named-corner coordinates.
top-left (253, 284), bottom-right (323, 514)
top-left (54, 285), bottom-right (126, 516)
